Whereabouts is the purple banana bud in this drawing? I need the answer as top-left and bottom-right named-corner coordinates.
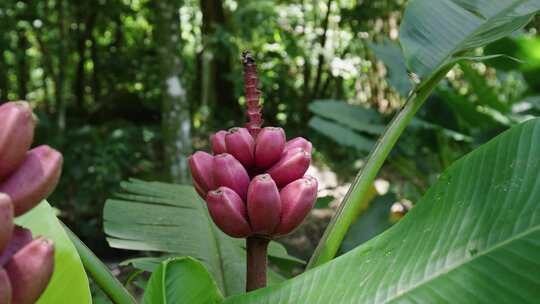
top-left (225, 127), bottom-right (255, 168)
top-left (0, 145), bottom-right (63, 216)
top-left (267, 148), bottom-right (311, 187)
top-left (0, 194), bottom-right (13, 253)
top-left (188, 151), bottom-right (215, 196)
top-left (211, 130), bottom-right (228, 155)
top-left (284, 137), bottom-right (312, 154)
top-left (206, 187), bottom-right (252, 238)
top-left (0, 101), bottom-right (36, 180)
top-left (0, 269), bottom-right (11, 304)
top-left (274, 176), bottom-right (318, 235)
top-left (213, 153), bottom-right (250, 200)
top-left (0, 226), bottom-right (33, 266)
top-left (5, 237), bottom-right (54, 304)
top-left (254, 127), bottom-right (285, 169)
top-left (247, 174), bottom-right (281, 235)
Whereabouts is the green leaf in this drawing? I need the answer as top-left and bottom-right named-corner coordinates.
top-left (143, 257), bottom-right (223, 304)
top-left (122, 255), bottom-right (288, 286)
top-left (103, 180), bottom-right (298, 295)
top-left (437, 85), bottom-right (503, 130)
top-left (339, 193), bottom-right (395, 253)
top-left (368, 38), bottom-right (414, 97)
top-left (104, 180), bottom-right (244, 295)
top-left (15, 201), bottom-right (92, 304)
top-left (460, 62), bottom-right (510, 112)
top-left (409, 117), bottom-right (473, 142)
top-left (225, 118), bottom-right (540, 303)
top-left (400, 0), bottom-right (540, 84)
top-left (314, 195), bottom-right (334, 209)
top-left (308, 117), bottom-right (375, 153)
top-left (63, 224), bottom-right (136, 304)
top-left (309, 100), bottom-right (385, 135)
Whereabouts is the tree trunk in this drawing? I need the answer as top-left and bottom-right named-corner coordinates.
top-left (90, 34), bottom-right (101, 104)
top-left (200, 0), bottom-right (239, 127)
top-left (56, 0), bottom-right (67, 132)
top-left (155, 0), bottom-right (192, 183)
top-left (74, 8), bottom-right (97, 112)
top-left (0, 47), bottom-right (9, 102)
top-left (16, 29), bottom-right (29, 100)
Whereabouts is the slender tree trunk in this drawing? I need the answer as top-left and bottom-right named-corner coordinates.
top-left (200, 0), bottom-right (239, 127)
top-left (56, 0), bottom-right (67, 132)
top-left (156, 0), bottom-right (192, 183)
top-left (34, 26), bottom-right (55, 115)
top-left (311, 0), bottom-right (332, 100)
top-left (90, 34), bottom-right (101, 104)
top-left (41, 67), bottom-right (50, 113)
top-left (0, 47), bottom-right (9, 102)
top-left (74, 9), bottom-right (97, 112)
top-left (16, 29), bottom-right (29, 100)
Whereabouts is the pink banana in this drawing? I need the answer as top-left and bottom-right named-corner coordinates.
top-left (274, 176), bottom-right (318, 235)
top-left (206, 187), bottom-right (252, 238)
top-left (247, 174), bottom-right (281, 235)
top-left (0, 102), bottom-right (36, 181)
top-left (5, 237), bottom-right (54, 304)
top-left (0, 145), bottom-right (63, 216)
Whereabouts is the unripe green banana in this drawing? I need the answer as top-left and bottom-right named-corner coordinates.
top-left (5, 237), bottom-right (54, 304)
top-left (0, 146), bottom-right (63, 216)
top-left (0, 102), bottom-right (35, 181)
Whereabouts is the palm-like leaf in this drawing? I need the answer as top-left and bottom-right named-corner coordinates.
top-left (226, 118), bottom-right (540, 303)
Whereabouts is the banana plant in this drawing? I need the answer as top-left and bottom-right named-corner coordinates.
top-left (94, 0), bottom-right (540, 303)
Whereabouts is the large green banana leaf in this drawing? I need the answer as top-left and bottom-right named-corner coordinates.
top-left (143, 257), bottom-right (223, 304)
top-left (103, 180), bottom-right (298, 296)
top-left (400, 0), bottom-right (540, 84)
top-left (225, 118), bottom-right (540, 303)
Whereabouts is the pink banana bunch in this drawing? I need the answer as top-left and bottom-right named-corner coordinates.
top-left (190, 129), bottom-right (317, 238)
top-left (0, 102), bottom-right (63, 304)
top-left (189, 53), bottom-right (317, 239)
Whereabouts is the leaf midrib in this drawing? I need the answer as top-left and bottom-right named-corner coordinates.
top-left (386, 225), bottom-right (540, 303)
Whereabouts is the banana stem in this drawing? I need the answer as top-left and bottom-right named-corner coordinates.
top-left (246, 236), bottom-right (269, 291)
top-left (62, 222), bottom-right (136, 304)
